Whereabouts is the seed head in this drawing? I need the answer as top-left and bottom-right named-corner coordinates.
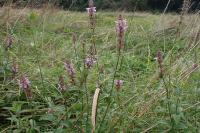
top-left (5, 35), bottom-right (13, 50)
top-left (58, 75), bottom-right (67, 91)
top-left (11, 58), bottom-right (19, 75)
top-left (157, 50), bottom-right (164, 78)
top-left (72, 33), bottom-right (77, 46)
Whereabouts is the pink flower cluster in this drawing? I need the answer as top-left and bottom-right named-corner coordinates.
top-left (86, 0), bottom-right (96, 28)
top-left (19, 75), bottom-right (32, 99)
top-left (86, 7), bottom-right (96, 16)
top-left (64, 61), bottom-right (76, 77)
top-left (19, 75), bottom-right (30, 90)
top-left (115, 15), bottom-right (128, 36)
top-left (85, 56), bottom-right (96, 69)
top-left (115, 15), bottom-right (128, 49)
top-left (115, 79), bottom-right (123, 91)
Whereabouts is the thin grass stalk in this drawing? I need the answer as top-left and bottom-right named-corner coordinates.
top-left (177, 0), bottom-right (191, 38)
top-left (84, 74), bottom-right (89, 132)
top-left (72, 33), bottom-right (79, 61)
top-left (195, 80), bottom-right (200, 132)
top-left (36, 53), bottom-right (45, 89)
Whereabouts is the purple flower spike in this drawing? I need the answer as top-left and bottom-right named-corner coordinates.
top-left (115, 80), bottom-right (123, 91)
top-left (19, 75), bottom-right (32, 99)
top-left (85, 56), bottom-right (96, 69)
top-left (11, 58), bottom-right (19, 75)
top-left (64, 61), bottom-right (76, 84)
top-left (19, 75), bottom-right (30, 90)
top-left (115, 15), bottom-right (128, 35)
top-left (64, 61), bottom-right (76, 77)
top-left (115, 15), bottom-right (128, 49)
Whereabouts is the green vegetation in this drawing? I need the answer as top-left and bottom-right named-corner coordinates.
top-left (0, 6), bottom-right (200, 132)
top-left (1, 0), bottom-right (200, 12)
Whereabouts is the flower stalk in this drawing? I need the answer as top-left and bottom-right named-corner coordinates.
top-left (19, 75), bottom-right (32, 99)
top-left (99, 14), bottom-right (127, 131)
top-left (64, 60), bottom-right (76, 85)
top-left (157, 50), bottom-right (173, 128)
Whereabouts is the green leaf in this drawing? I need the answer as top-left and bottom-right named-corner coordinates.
top-left (71, 103), bottom-right (82, 111)
top-left (40, 114), bottom-right (56, 122)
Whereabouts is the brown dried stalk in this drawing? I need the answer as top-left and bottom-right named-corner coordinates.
top-left (177, 0), bottom-right (191, 37)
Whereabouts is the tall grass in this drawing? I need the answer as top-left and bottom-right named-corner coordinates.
top-left (0, 1), bottom-right (200, 132)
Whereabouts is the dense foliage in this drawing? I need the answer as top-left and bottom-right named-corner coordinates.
top-left (1, 0), bottom-right (200, 11)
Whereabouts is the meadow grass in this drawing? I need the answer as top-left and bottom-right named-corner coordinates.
top-left (0, 7), bottom-right (200, 132)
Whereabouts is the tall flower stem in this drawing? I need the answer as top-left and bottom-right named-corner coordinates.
top-left (99, 14), bottom-right (127, 131)
top-left (82, 43), bottom-right (89, 131)
top-left (162, 76), bottom-right (173, 129)
top-left (157, 50), bottom-right (173, 129)
top-left (98, 49), bottom-right (121, 131)
top-left (83, 71), bottom-right (89, 132)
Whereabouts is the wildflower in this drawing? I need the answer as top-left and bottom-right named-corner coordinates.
top-left (157, 50), bottom-right (164, 78)
top-left (86, 7), bottom-right (96, 16)
top-left (58, 75), bottom-right (67, 91)
top-left (86, 0), bottom-right (96, 28)
top-left (115, 80), bottom-right (123, 91)
top-left (85, 56), bottom-right (96, 69)
top-left (192, 63), bottom-right (198, 69)
top-left (19, 75), bottom-right (32, 99)
top-left (64, 61), bottom-right (75, 77)
top-left (64, 61), bottom-right (76, 84)
top-left (19, 75), bottom-right (30, 90)
top-left (86, 0), bottom-right (96, 16)
top-left (115, 15), bottom-right (128, 49)
top-left (115, 15), bottom-right (128, 35)
top-left (11, 58), bottom-right (19, 76)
